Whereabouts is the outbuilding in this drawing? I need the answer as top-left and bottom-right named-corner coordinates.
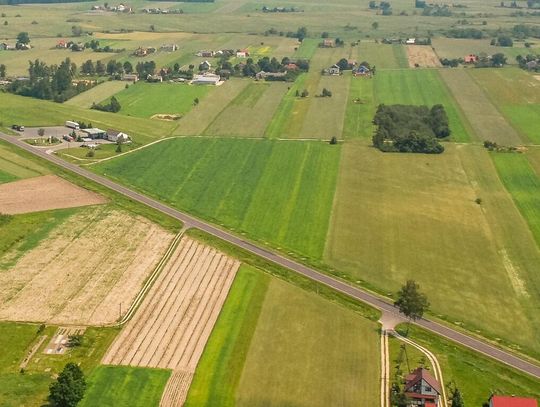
top-left (81, 128), bottom-right (107, 139)
top-left (107, 130), bottom-right (132, 143)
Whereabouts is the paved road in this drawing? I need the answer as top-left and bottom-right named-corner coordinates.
top-left (2, 133), bottom-right (540, 380)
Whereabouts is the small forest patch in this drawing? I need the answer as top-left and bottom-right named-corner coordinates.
top-left (372, 104), bottom-right (449, 154)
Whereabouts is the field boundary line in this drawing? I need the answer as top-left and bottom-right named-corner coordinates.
top-left (390, 330), bottom-right (448, 407)
top-left (19, 334), bottom-right (47, 369)
top-left (380, 329), bottom-right (390, 407)
top-left (112, 229), bottom-right (186, 326)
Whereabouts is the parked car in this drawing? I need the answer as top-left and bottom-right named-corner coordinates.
top-left (11, 124), bottom-right (24, 131)
top-left (63, 134), bottom-right (74, 142)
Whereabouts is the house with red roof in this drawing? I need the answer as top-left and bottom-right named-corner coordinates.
top-left (464, 54), bottom-right (478, 63)
top-left (489, 395), bottom-right (538, 407)
top-left (404, 367), bottom-right (441, 406)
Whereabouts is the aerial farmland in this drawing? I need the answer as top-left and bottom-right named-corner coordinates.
top-left (0, 0), bottom-right (540, 405)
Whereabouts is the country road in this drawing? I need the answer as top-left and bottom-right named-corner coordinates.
top-left (2, 133), bottom-right (540, 380)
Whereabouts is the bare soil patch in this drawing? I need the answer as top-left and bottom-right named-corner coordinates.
top-left (151, 114), bottom-right (182, 121)
top-left (406, 45), bottom-right (442, 68)
top-left (0, 175), bottom-right (106, 214)
top-left (160, 370), bottom-right (194, 407)
top-left (0, 208), bottom-right (174, 325)
top-left (103, 237), bottom-right (239, 404)
top-left (534, 75), bottom-right (540, 82)
top-left (43, 327), bottom-right (86, 355)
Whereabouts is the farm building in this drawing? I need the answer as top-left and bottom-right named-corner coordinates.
top-left (322, 39), bottom-right (334, 48)
top-left (122, 73), bottom-right (139, 82)
top-left (406, 38), bottom-right (416, 44)
top-left (56, 40), bottom-right (69, 49)
top-left (192, 73), bottom-right (221, 85)
top-left (107, 130), bottom-right (132, 143)
top-left (325, 64), bottom-right (341, 75)
top-left (199, 60), bottom-right (212, 71)
top-left (81, 128), bottom-right (107, 139)
top-left (255, 71), bottom-right (287, 80)
top-left (353, 65), bottom-right (371, 76)
top-left (147, 74), bottom-right (163, 82)
top-left (196, 50), bottom-right (215, 57)
top-left (404, 367), bottom-right (441, 407)
top-left (236, 49), bottom-right (249, 58)
top-left (464, 54), bottom-right (478, 63)
top-left (489, 396), bottom-right (538, 407)
top-left (161, 44), bottom-right (178, 52)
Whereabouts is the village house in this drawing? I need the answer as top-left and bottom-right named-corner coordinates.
top-left (236, 49), bottom-right (250, 58)
top-left (322, 39), bottom-right (334, 48)
top-left (489, 395), bottom-right (538, 407)
top-left (353, 65), bottom-right (371, 76)
top-left (406, 38), bottom-right (416, 45)
top-left (133, 47), bottom-right (156, 57)
top-left (122, 73), bottom-right (139, 82)
top-left (147, 74), bottom-right (163, 82)
top-left (160, 44), bottom-right (179, 52)
top-left (56, 40), bottom-right (69, 49)
top-left (199, 60), bottom-right (212, 71)
top-left (285, 63), bottom-right (298, 71)
top-left (525, 60), bottom-right (538, 70)
top-left (404, 367), bottom-right (441, 407)
top-left (107, 130), bottom-right (132, 143)
top-left (464, 54), bottom-right (478, 63)
top-left (325, 64), bottom-right (341, 75)
top-left (197, 50), bottom-right (215, 58)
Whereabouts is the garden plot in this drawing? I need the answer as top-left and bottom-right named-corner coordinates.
top-left (0, 207), bottom-right (173, 325)
top-left (0, 175), bottom-right (106, 214)
top-left (43, 327), bottom-right (86, 355)
top-left (406, 45), bottom-right (442, 67)
top-left (102, 237), bottom-right (239, 404)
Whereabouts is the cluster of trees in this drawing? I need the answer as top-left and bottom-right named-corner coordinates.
top-left (0, 64), bottom-right (6, 78)
top-left (513, 23), bottom-right (540, 38)
top-left (369, 0), bottom-right (392, 14)
top-left (491, 35), bottom-right (513, 46)
top-left (372, 104), bottom-right (449, 154)
top-left (84, 39), bottom-right (125, 53)
top-left (48, 363), bottom-right (86, 407)
top-left (516, 53), bottom-right (540, 71)
top-left (91, 95), bottom-right (121, 113)
top-left (476, 53), bottom-right (507, 67)
top-left (284, 26), bottom-right (308, 41)
top-left (7, 58), bottom-right (94, 102)
top-left (421, 5), bottom-right (452, 16)
top-left (446, 27), bottom-right (485, 39)
top-left (212, 56), bottom-right (309, 81)
top-left (440, 58), bottom-right (462, 67)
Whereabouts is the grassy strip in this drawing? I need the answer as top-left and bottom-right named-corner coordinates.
top-left (491, 152), bottom-right (540, 247)
top-left (185, 265), bottom-right (269, 406)
top-left (80, 366), bottom-right (171, 407)
top-left (393, 324), bottom-right (540, 405)
top-left (0, 139), bottom-right (182, 233)
top-left (186, 228), bottom-right (380, 322)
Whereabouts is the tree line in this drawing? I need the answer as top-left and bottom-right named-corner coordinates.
top-left (372, 104), bottom-right (450, 154)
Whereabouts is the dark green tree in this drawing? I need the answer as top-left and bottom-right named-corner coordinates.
top-left (395, 280), bottom-right (429, 323)
top-left (0, 64), bottom-right (6, 78)
top-left (16, 31), bottom-right (30, 45)
top-left (450, 387), bottom-right (465, 407)
top-left (109, 96), bottom-right (121, 113)
top-left (48, 363), bottom-right (86, 407)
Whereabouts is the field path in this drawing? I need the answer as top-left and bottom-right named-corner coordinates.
top-left (2, 132), bottom-right (540, 380)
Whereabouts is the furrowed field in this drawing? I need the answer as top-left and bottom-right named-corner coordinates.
top-left (325, 142), bottom-right (540, 356)
top-left (185, 265), bottom-right (380, 406)
top-left (374, 69), bottom-right (472, 142)
top-left (95, 138), bottom-right (340, 260)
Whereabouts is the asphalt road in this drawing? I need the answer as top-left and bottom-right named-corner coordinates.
top-left (2, 133), bottom-right (539, 380)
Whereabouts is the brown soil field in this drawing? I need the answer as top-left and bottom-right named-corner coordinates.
top-left (406, 45), bottom-right (442, 68)
top-left (102, 237), bottom-right (239, 404)
top-left (0, 208), bottom-right (174, 325)
top-left (0, 175), bottom-right (106, 214)
top-left (160, 370), bottom-right (194, 407)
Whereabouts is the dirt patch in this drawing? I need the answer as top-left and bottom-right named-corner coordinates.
top-left (0, 208), bottom-right (174, 325)
top-left (406, 45), bottom-right (442, 68)
top-left (151, 114), bottom-right (182, 121)
top-left (0, 175), bottom-right (106, 214)
top-left (160, 370), bottom-right (194, 407)
top-left (102, 237), bottom-right (239, 402)
top-left (43, 327), bottom-right (86, 355)
top-left (534, 75), bottom-right (540, 82)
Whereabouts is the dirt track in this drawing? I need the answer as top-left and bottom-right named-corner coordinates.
top-left (102, 237), bottom-right (239, 404)
top-left (0, 175), bottom-right (106, 214)
top-left (0, 208), bottom-right (173, 325)
top-left (406, 45), bottom-right (442, 68)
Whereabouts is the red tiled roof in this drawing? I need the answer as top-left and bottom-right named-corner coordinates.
top-left (491, 396), bottom-right (538, 407)
top-left (426, 403), bottom-right (437, 407)
top-left (404, 368), bottom-right (442, 394)
top-left (405, 392), bottom-right (436, 400)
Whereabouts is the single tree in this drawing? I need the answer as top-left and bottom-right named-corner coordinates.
top-left (16, 31), bottom-right (30, 45)
top-left (330, 136), bottom-right (338, 145)
top-left (395, 280), bottom-right (429, 329)
top-left (450, 387), bottom-right (465, 407)
top-left (109, 96), bottom-right (121, 113)
top-left (37, 128), bottom-right (45, 137)
top-left (193, 97), bottom-right (199, 106)
top-left (0, 64), bottom-right (6, 78)
top-left (372, 21), bottom-right (379, 30)
top-left (48, 363), bottom-right (86, 407)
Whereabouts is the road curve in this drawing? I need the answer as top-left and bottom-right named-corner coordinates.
top-left (2, 133), bottom-right (540, 380)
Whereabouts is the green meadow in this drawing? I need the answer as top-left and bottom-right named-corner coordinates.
top-left (356, 42), bottom-right (408, 69)
top-left (111, 82), bottom-right (211, 118)
top-left (80, 366), bottom-right (171, 407)
top-left (342, 77), bottom-right (375, 139)
top-left (326, 142), bottom-right (540, 357)
top-left (0, 142), bottom-right (49, 181)
top-left (65, 81), bottom-right (128, 109)
top-left (186, 265), bottom-right (380, 406)
top-left (374, 69), bottom-right (472, 142)
top-left (95, 138), bottom-right (340, 260)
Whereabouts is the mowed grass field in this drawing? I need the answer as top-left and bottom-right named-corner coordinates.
top-left (491, 152), bottom-right (540, 247)
top-left (356, 42), bottom-right (408, 69)
top-left (325, 142), bottom-right (540, 356)
top-left (0, 142), bottom-right (50, 183)
top-left (0, 93), bottom-right (175, 145)
top-left (186, 265), bottom-right (380, 406)
top-left (95, 138), bottom-right (340, 260)
top-left (439, 69), bottom-right (523, 146)
top-left (374, 69), bottom-right (472, 142)
top-left (111, 82), bottom-right (211, 118)
top-left (65, 81), bottom-right (128, 109)
top-left (80, 366), bottom-right (170, 407)
top-left (469, 68), bottom-right (540, 144)
top-left (342, 77), bottom-right (375, 139)
top-left (203, 82), bottom-right (289, 138)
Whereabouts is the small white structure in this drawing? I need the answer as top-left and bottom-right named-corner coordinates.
top-left (82, 128), bottom-right (107, 139)
top-left (192, 73), bottom-right (221, 85)
top-left (122, 73), bottom-right (139, 82)
top-left (107, 130), bottom-right (132, 143)
top-left (65, 121), bottom-right (80, 130)
top-left (406, 38), bottom-right (416, 44)
top-left (327, 64), bottom-right (340, 75)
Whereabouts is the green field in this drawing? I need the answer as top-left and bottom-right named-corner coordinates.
top-left (0, 322), bottom-right (118, 406)
top-left (469, 68), bottom-right (540, 144)
top-left (342, 76), bottom-right (375, 138)
top-left (80, 366), bottom-right (170, 407)
top-left (0, 143), bottom-right (49, 181)
top-left (356, 42), bottom-right (408, 69)
top-left (374, 69), bottom-right (472, 142)
top-left (0, 93), bottom-right (175, 145)
top-left (111, 82), bottom-right (211, 118)
top-left (95, 138), bottom-right (340, 260)
top-left (203, 82), bottom-right (288, 138)
top-left (440, 69), bottom-right (523, 145)
top-left (391, 326), bottom-right (540, 405)
top-left (186, 265), bottom-right (380, 406)
top-left (325, 142), bottom-right (540, 356)
top-left (491, 152), bottom-right (540, 246)
top-left (65, 81), bottom-right (128, 109)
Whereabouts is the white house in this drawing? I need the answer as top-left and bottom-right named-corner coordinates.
top-left (107, 130), bottom-right (132, 143)
top-left (406, 38), bottom-right (416, 44)
top-left (192, 73), bottom-right (221, 85)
